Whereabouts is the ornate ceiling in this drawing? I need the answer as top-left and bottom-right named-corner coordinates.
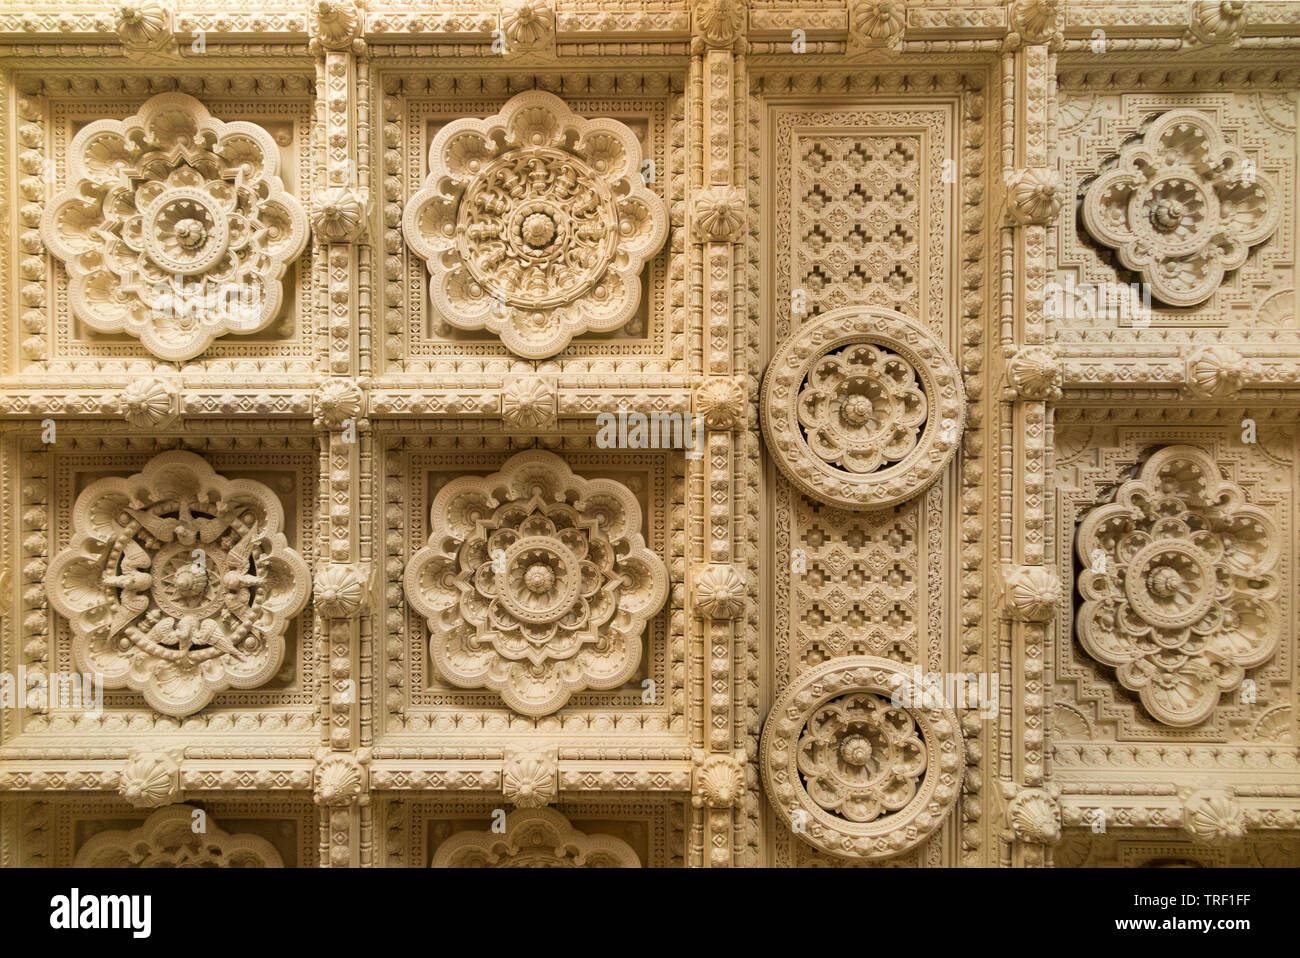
top-left (1, 0), bottom-right (1298, 870)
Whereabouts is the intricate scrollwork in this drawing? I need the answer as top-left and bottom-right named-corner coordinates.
top-left (402, 91), bottom-right (667, 359)
top-left (74, 805), bottom-right (284, 867)
top-left (405, 450), bottom-right (668, 716)
top-left (39, 93), bottom-right (308, 361)
top-left (1081, 109), bottom-right (1280, 308)
top-left (44, 451), bottom-right (311, 716)
top-left (1075, 446), bottom-right (1280, 727)
top-left (761, 306), bottom-right (965, 510)
top-left (760, 656), bottom-right (964, 860)
top-left (431, 808), bottom-right (640, 867)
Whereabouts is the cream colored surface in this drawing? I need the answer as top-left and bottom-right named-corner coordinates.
top-left (0, 0), bottom-right (1297, 869)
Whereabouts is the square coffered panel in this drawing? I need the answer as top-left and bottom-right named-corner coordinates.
top-left (1, 0), bottom-right (1299, 869)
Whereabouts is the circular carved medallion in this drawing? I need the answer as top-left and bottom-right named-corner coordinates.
top-left (456, 148), bottom-right (619, 311)
top-left (760, 656), bottom-right (964, 860)
top-left (402, 90), bottom-right (667, 359)
top-left (761, 307), bottom-right (965, 510)
top-left (142, 186), bottom-right (232, 276)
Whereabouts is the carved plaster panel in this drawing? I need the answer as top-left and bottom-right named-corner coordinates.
top-left (6, 0), bottom-right (1300, 874)
top-left (1, 797), bottom-right (318, 868)
top-left (1053, 427), bottom-right (1294, 745)
top-left (383, 439), bottom-right (681, 735)
top-left (1056, 828), bottom-right (1300, 869)
top-left (9, 436), bottom-right (319, 743)
top-left (40, 93), bottom-right (308, 361)
top-left (385, 77), bottom-right (680, 374)
top-left (1053, 87), bottom-right (1296, 335)
top-left (1075, 445), bottom-right (1280, 727)
top-left (757, 77), bottom-right (981, 868)
top-left (761, 305), bottom-right (965, 510)
top-left (405, 449), bottom-right (668, 715)
top-left (45, 450), bottom-right (311, 716)
top-left (403, 91), bottom-right (667, 359)
top-left (761, 656), bottom-right (965, 861)
top-left (1080, 110), bottom-right (1281, 309)
top-left (26, 77), bottom-right (317, 374)
top-left (381, 796), bottom-right (686, 868)
top-left (74, 803), bottom-right (286, 866)
top-left (430, 807), bottom-right (641, 867)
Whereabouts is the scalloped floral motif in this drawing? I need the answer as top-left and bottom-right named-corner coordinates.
top-left (1081, 109), bottom-right (1279, 308)
top-left (402, 91), bottom-right (667, 359)
top-left (44, 451), bottom-right (311, 717)
top-left (39, 93), bottom-right (308, 361)
top-left (1075, 445), bottom-right (1280, 727)
top-left (405, 450), bottom-right (668, 716)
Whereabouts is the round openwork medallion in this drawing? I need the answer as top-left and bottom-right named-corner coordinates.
top-left (760, 656), bottom-right (964, 860)
top-left (141, 186), bottom-right (232, 276)
top-left (761, 307), bottom-right (966, 510)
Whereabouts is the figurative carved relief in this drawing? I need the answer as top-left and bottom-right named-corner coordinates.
top-left (6, 1), bottom-right (1300, 873)
top-left (44, 451), bottom-right (311, 716)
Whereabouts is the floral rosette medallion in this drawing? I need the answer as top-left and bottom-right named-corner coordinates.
top-left (402, 91), bottom-right (667, 358)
